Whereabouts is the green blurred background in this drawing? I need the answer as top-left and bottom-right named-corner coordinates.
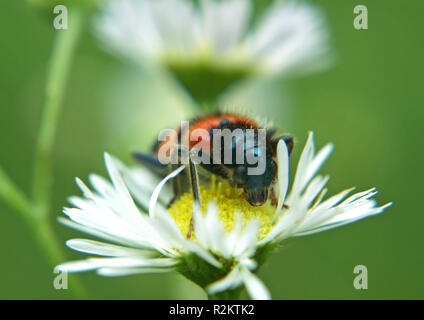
top-left (0, 0), bottom-right (423, 299)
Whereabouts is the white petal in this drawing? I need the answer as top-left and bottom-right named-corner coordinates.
top-left (94, 0), bottom-right (163, 62)
top-left (233, 219), bottom-right (260, 258)
top-left (206, 267), bottom-right (243, 295)
top-left (226, 213), bottom-right (243, 253)
top-left (201, 0), bottom-right (251, 54)
top-left (62, 207), bottom-right (151, 248)
top-left (149, 165), bottom-right (185, 217)
top-left (296, 201), bottom-right (392, 236)
top-left (57, 257), bottom-right (177, 273)
top-left (97, 267), bottom-right (172, 276)
top-left (294, 208), bottom-right (383, 236)
top-left (56, 259), bottom-right (102, 273)
top-left (274, 139), bottom-right (289, 220)
top-left (150, 211), bottom-right (187, 253)
top-left (151, 0), bottom-right (199, 53)
top-left (75, 177), bottom-right (95, 200)
top-left (288, 131), bottom-right (315, 202)
top-left (192, 201), bottom-right (208, 247)
top-left (104, 153), bottom-right (148, 227)
top-left (66, 239), bottom-right (156, 258)
top-left (88, 174), bottom-right (116, 202)
top-left (299, 188), bottom-right (352, 230)
top-left (340, 188), bottom-right (377, 205)
top-left (300, 175), bottom-right (329, 211)
top-left (204, 202), bottom-right (231, 257)
top-left (58, 217), bottom-right (144, 248)
top-left (123, 167), bottom-right (172, 209)
top-left (324, 201), bottom-right (382, 225)
top-left (241, 268), bottom-right (271, 300)
top-left (304, 143), bottom-right (334, 189)
top-left (192, 201), bottom-right (231, 258)
top-left (250, 0), bottom-right (330, 74)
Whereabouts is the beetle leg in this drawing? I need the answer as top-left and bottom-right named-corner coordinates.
top-left (167, 145), bottom-right (202, 239)
top-left (186, 148), bottom-right (202, 239)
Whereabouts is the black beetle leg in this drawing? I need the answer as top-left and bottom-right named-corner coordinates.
top-left (186, 148), bottom-right (202, 239)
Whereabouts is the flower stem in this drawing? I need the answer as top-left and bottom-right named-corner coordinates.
top-left (31, 5), bottom-right (87, 298)
top-left (0, 166), bottom-right (87, 298)
top-left (32, 6), bottom-right (84, 217)
top-left (32, 215), bottom-right (88, 299)
top-left (0, 5), bottom-right (87, 299)
top-left (0, 167), bottom-right (32, 222)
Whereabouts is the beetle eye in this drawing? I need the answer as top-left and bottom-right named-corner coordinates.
top-left (234, 166), bottom-right (247, 184)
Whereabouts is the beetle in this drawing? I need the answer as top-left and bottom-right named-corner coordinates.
top-left (133, 112), bottom-right (294, 208)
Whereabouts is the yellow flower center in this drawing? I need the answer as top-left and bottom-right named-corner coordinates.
top-left (168, 177), bottom-right (275, 240)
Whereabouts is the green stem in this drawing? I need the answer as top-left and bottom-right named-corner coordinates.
top-left (0, 6), bottom-right (88, 299)
top-left (32, 6), bottom-right (83, 218)
top-left (33, 215), bottom-right (88, 299)
top-left (31, 6), bottom-right (87, 298)
top-left (0, 166), bottom-right (87, 298)
top-left (0, 167), bottom-right (32, 222)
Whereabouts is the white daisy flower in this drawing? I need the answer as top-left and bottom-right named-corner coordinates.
top-left (93, 0), bottom-right (331, 102)
top-left (57, 132), bottom-right (391, 299)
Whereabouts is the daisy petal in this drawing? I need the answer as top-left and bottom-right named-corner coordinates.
top-left (241, 268), bottom-right (271, 300)
top-left (57, 257), bottom-right (177, 273)
top-left (97, 267), bottom-right (172, 276)
top-left (274, 139), bottom-right (289, 220)
top-left (149, 165), bottom-right (185, 217)
top-left (66, 239), bottom-right (156, 258)
top-left (206, 267), bottom-right (243, 295)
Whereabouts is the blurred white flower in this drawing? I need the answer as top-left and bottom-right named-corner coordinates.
top-left (94, 0), bottom-right (332, 101)
top-left (57, 132), bottom-right (390, 299)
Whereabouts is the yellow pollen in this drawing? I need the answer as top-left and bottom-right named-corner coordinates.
top-left (168, 177), bottom-right (275, 240)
